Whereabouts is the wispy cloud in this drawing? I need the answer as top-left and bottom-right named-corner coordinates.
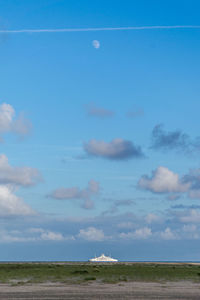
top-left (85, 102), bottom-right (114, 119)
top-left (1, 25), bottom-right (200, 34)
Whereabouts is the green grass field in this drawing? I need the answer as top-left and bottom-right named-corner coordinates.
top-left (0, 263), bottom-right (200, 285)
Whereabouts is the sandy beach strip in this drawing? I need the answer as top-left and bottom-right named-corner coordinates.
top-left (0, 281), bottom-right (199, 299)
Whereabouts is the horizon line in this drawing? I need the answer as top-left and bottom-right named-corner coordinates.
top-left (1, 25), bottom-right (200, 34)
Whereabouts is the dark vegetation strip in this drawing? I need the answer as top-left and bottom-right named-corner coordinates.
top-left (0, 263), bottom-right (200, 284)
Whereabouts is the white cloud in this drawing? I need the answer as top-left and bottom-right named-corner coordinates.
top-left (0, 103), bottom-right (31, 140)
top-left (138, 166), bottom-right (190, 193)
top-left (0, 185), bottom-right (34, 216)
top-left (78, 227), bottom-right (105, 241)
top-left (84, 138), bottom-right (144, 160)
top-left (120, 227), bottom-right (152, 239)
top-left (0, 154), bottom-right (41, 186)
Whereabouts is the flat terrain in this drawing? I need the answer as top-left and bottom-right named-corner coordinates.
top-left (0, 263), bottom-right (199, 299)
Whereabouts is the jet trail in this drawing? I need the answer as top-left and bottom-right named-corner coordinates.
top-left (0, 25), bottom-right (200, 34)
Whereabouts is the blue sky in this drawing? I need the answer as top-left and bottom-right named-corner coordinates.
top-left (0, 0), bottom-right (200, 261)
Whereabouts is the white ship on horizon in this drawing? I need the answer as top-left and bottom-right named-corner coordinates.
top-left (89, 253), bottom-right (118, 262)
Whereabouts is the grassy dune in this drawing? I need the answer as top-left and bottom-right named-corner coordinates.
top-left (0, 263), bottom-right (200, 285)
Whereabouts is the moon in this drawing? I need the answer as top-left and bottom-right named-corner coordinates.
top-left (92, 40), bottom-right (100, 49)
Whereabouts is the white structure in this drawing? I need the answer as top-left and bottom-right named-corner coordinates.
top-left (89, 253), bottom-right (118, 262)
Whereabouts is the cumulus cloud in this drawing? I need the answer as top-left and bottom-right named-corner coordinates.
top-left (77, 227), bottom-right (105, 241)
top-left (139, 166), bottom-right (200, 200)
top-left (85, 102), bottom-right (114, 118)
top-left (84, 138), bottom-right (144, 160)
top-left (138, 166), bottom-right (190, 193)
top-left (120, 227), bottom-right (152, 239)
top-left (0, 185), bottom-right (34, 216)
top-left (0, 154), bottom-right (41, 186)
top-left (48, 180), bottom-right (99, 209)
top-left (0, 103), bottom-right (32, 140)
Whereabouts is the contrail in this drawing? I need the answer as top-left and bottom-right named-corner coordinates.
top-left (0, 25), bottom-right (200, 34)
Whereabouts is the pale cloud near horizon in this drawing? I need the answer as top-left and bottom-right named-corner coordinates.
top-left (78, 226), bottom-right (105, 241)
top-left (120, 227), bottom-right (152, 239)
